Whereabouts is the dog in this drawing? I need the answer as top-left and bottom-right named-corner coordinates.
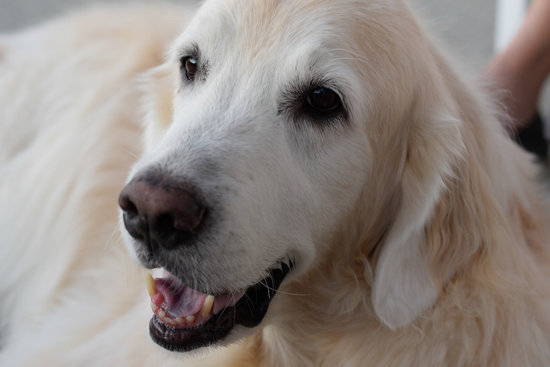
top-left (1, 0), bottom-right (549, 365)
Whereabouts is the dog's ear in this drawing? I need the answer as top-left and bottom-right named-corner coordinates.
top-left (372, 113), bottom-right (463, 329)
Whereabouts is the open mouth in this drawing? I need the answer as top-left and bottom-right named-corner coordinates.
top-left (146, 262), bottom-right (292, 352)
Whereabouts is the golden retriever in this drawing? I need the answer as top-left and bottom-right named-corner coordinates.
top-left (1, 1), bottom-right (549, 366)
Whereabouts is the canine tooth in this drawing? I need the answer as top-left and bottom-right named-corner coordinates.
top-left (201, 295), bottom-right (215, 317)
top-left (186, 315), bottom-right (195, 323)
top-left (146, 274), bottom-right (156, 298)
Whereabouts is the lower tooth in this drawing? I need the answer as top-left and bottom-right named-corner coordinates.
top-left (201, 295), bottom-right (215, 317)
top-left (186, 315), bottom-right (195, 323)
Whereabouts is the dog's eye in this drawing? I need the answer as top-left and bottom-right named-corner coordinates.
top-left (180, 56), bottom-right (199, 81)
top-left (305, 87), bottom-right (342, 115)
top-left (278, 82), bottom-right (346, 124)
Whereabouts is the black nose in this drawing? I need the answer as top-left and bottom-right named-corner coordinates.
top-left (118, 177), bottom-right (206, 250)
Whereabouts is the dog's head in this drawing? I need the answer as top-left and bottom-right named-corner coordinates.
top-left (119, 0), bottom-right (465, 353)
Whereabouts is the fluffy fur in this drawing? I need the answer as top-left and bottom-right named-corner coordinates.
top-left (1, 1), bottom-right (549, 366)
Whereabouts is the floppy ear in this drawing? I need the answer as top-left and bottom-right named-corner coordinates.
top-left (372, 113), bottom-right (463, 329)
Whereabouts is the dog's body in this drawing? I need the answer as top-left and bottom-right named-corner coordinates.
top-left (1, 1), bottom-right (549, 366)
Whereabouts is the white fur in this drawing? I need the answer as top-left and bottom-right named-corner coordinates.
top-left (1, 1), bottom-right (549, 366)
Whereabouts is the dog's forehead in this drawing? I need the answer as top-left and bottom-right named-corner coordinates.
top-left (180, 0), bottom-right (372, 60)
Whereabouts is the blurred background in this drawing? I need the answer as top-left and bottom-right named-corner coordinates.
top-left (0, 0), bottom-right (496, 69)
top-left (0, 0), bottom-right (548, 146)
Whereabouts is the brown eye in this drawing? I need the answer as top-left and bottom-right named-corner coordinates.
top-left (306, 87), bottom-right (342, 114)
top-left (181, 56), bottom-right (199, 81)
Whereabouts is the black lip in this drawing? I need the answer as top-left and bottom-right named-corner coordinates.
top-left (149, 262), bottom-right (292, 352)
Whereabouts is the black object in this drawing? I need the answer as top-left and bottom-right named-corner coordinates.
top-left (517, 112), bottom-right (548, 161)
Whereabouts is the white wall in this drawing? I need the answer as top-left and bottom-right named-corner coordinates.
top-left (410, 0), bottom-right (496, 70)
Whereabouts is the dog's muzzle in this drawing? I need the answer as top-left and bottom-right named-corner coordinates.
top-left (118, 170), bottom-right (294, 352)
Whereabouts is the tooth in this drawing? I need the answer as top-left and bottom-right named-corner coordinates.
top-left (146, 274), bottom-right (156, 298)
top-left (175, 317), bottom-right (183, 324)
top-left (186, 315), bottom-right (195, 323)
top-left (159, 310), bottom-right (166, 318)
top-left (201, 295), bottom-right (215, 317)
top-left (152, 268), bottom-right (166, 278)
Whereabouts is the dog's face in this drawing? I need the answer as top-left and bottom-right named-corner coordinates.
top-left (120, 0), bottom-right (461, 353)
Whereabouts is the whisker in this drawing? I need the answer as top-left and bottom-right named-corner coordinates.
top-left (120, 147), bottom-right (139, 160)
top-left (258, 278), bottom-right (310, 297)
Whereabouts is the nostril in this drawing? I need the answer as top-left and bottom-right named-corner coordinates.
top-left (119, 194), bottom-right (138, 216)
top-left (122, 212), bottom-right (146, 241)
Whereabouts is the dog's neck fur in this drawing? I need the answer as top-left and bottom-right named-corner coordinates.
top-left (224, 45), bottom-right (550, 367)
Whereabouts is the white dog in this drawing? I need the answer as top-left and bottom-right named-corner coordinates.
top-left (1, 1), bottom-right (549, 366)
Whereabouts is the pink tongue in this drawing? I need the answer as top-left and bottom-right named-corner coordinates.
top-left (155, 278), bottom-right (207, 318)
